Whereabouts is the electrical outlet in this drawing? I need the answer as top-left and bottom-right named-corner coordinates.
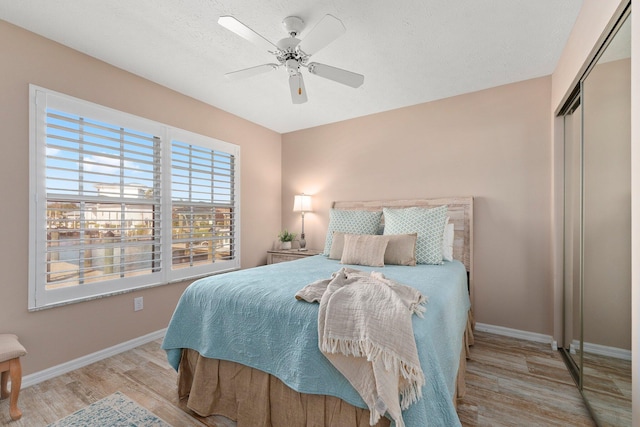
top-left (134, 296), bottom-right (144, 311)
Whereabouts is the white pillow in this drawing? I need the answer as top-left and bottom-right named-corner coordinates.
top-left (442, 222), bottom-right (454, 262)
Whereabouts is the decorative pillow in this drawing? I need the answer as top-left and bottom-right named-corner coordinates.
top-left (383, 205), bottom-right (448, 264)
top-left (332, 232), bottom-right (417, 266)
top-left (442, 222), bottom-right (454, 262)
top-left (384, 233), bottom-right (418, 266)
top-left (340, 234), bottom-right (388, 267)
top-left (323, 209), bottom-right (383, 256)
top-left (329, 231), bottom-right (347, 260)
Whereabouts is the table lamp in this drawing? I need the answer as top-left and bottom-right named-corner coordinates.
top-left (293, 194), bottom-right (312, 250)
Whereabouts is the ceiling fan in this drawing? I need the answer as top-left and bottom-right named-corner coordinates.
top-left (218, 14), bottom-right (364, 104)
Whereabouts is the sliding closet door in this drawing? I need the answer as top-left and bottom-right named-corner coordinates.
top-left (581, 14), bottom-right (631, 426)
top-left (561, 9), bottom-right (631, 426)
top-left (563, 101), bottom-right (582, 380)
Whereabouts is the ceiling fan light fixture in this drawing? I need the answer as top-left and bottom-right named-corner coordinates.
top-left (285, 58), bottom-right (300, 75)
top-left (282, 16), bottom-right (304, 36)
top-left (276, 36), bottom-right (300, 51)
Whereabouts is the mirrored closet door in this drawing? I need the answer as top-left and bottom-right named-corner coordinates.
top-left (561, 8), bottom-right (631, 427)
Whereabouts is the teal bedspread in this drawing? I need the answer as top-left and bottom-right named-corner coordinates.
top-left (162, 255), bottom-right (470, 427)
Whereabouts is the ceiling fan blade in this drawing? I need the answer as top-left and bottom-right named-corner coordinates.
top-left (297, 14), bottom-right (346, 56)
top-left (307, 62), bottom-right (364, 88)
top-left (218, 16), bottom-right (278, 53)
top-left (224, 64), bottom-right (279, 80)
top-left (289, 73), bottom-right (308, 104)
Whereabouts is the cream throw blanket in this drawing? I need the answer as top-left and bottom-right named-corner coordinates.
top-left (295, 268), bottom-right (427, 427)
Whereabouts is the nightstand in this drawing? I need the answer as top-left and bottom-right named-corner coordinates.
top-left (267, 249), bottom-right (322, 265)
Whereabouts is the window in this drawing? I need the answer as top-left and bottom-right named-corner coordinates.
top-left (29, 86), bottom-right (240, 309)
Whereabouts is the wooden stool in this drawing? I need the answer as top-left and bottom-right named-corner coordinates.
top-left (0, 334), bottom-right (27, 421)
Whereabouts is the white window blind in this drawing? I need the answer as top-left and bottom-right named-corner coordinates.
top-left (29, 86), bottom-right (240, 309)
top-left (45, 110), bottom-right (162, 289)
top-left (171, 140), bottom-right (236, 268)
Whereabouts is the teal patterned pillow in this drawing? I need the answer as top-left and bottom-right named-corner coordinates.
top-left (383, 205), bottom-right (448, 264)
top-left (323, 209), bottom-right (383, 256)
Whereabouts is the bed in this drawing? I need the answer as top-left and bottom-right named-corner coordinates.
top-left (162, 197), bottom-right (474, 427)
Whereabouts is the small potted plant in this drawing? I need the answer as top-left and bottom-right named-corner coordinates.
top-left (278, 229), bottom-right (297, 250)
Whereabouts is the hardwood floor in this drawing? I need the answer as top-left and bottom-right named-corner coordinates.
top-left (0, 331), bottom-right (595, 426)
top-left (582, 352), bottom-right (632, 427)
top-left (458, 331), bottom-right (595, 426)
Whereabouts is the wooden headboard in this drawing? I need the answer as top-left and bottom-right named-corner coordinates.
top-left (332, 197), bottom-right (474, 301)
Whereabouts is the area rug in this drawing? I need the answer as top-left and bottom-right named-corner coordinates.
top-left (47, 391), bottom-right (172, 427)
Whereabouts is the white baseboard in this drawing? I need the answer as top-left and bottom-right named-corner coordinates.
top-left (474, 322), bottom-right (555, 349)
top-left (570, 339), bottom-right (632, 361)
top-left (21, 328), bottom-right (167, 389)
top-left (570, 342), bottom-right (577, 354)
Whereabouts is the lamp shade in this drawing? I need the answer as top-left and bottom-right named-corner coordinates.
top-left (293, 194), bottom-right (312, 212)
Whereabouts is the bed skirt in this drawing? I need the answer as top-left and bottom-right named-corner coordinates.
top-left (177, 311), bottom-right (475, 426)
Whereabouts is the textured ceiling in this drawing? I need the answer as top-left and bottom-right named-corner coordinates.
top-left (0, 0), bottom-right (583, 133)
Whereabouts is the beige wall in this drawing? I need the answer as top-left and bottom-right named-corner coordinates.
top-left (282, 77), bottom-right (553, 335)
top-left (0, 20), bottom-right (282, 375)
